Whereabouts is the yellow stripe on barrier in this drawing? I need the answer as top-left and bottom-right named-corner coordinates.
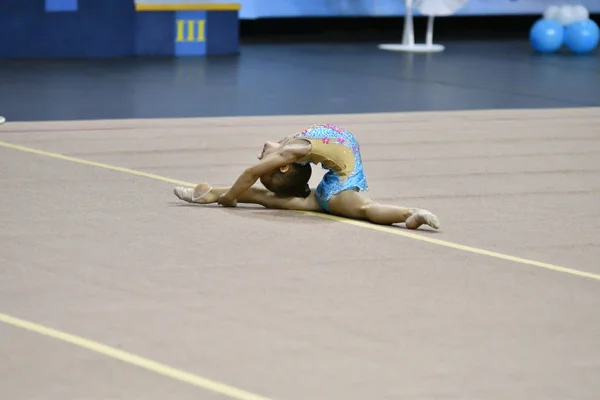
top-left (135, 3), bottom-right (241, 11)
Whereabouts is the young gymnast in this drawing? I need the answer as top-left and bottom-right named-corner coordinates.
top-left (174, 124), bottom-right (440, 230)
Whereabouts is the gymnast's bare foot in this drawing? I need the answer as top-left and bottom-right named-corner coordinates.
top-left (174, 183), bottom-right (216, 204)
top-left (405, 210), bottom-right (440, 230)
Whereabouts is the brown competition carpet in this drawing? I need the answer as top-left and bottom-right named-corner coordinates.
top-left (1, 107), bottom-right (600, 400)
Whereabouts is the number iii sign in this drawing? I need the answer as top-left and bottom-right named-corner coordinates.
top-left (176, 19), bottom-right (206, 42)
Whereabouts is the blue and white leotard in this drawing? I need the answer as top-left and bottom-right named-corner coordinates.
top-left (293, 124), bottom-right (368, 212)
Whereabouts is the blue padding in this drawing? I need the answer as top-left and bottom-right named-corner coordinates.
top-left (206, 11), bottom-right (239, 55)
top-left (0, 0), bottom-right (238, 58)
top-left (45, 0), bottom-right (78, 12)
top-left (135, 12), bottom-right (175, 56)
top-left (174, 11), bottom-right (207, 56)
top-left (76, 0), bottom-right (136, 57)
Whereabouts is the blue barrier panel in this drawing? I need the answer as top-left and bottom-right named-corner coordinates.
top-left (75, 0), bottom-right (136, 58)
top-left (0, 1), bottom-right (239, 58)
top-left (174, 11), bottom-right (207, 56)
top-left (206, 11), bottom-right (239, 55)
top-left (134, 3), bottom-right (241, 56)
top-left (135, 12), bottom-right (175, 56)
top-left (0, 0), bottom-right (136, 58)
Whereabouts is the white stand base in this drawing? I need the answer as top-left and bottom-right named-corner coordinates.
top-left (379, 1), bottom-right (448, 54)
top-left (378, 43), bottom-right (445, 53)
top-left (0, 116), bottom-right (5, 124)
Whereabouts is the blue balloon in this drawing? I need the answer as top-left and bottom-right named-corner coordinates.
top-left (530, 18), bottom-right (564, 53)
top-left (564, 19), bottom-right (600, 54)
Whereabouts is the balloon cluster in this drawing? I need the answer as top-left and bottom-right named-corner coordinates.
top-left (530, 4), bottom-right (599, 53)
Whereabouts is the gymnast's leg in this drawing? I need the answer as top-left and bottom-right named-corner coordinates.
top-left (326, 189), bottom-right (440, 229)
top-left (174, 183), bottom-right (322, 212)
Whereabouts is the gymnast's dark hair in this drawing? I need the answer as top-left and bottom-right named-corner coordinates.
top-left (263, 163), bottom-right (312, 198)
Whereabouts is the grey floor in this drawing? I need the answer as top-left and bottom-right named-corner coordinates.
top-left (1, 40), bottom-right (599, 122)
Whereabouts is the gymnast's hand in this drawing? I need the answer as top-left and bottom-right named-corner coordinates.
top-left (218, 193), bottom-right (238, 208)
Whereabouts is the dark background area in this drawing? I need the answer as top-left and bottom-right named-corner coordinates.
top-left (239, 15), bottom-right (568, 42)
top-left (1, 15), bottom-right (599, 122)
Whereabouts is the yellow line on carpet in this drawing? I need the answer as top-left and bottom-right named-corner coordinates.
top-left (301, 211), bottom-right (600, 281)
top-left (0, 313), bottom-right (272, 400)
top-left (0, 141), bottom-right (193, 186)
top-left (1, 139), bottom-right (598, 282)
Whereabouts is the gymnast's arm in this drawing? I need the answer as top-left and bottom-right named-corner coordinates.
top-left (218, 148), bottom-right (304, 206)
top-left (239, 187), bottom-right (322, 212)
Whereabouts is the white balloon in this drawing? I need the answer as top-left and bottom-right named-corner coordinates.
top-left (571, 4), bottom-right (590, 22)
top-left (543, 5), bottom-right (561, 20)
top-left (556, 5), bottom-right (577, 25)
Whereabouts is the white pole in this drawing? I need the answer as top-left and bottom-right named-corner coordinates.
top-left (426, 15), bottom-right (434, 46)
top-left (402, 0), bottom-right (414, 46)
top-left (378, 0), bottom-right (446, 53)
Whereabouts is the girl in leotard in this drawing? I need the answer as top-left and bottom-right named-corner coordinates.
top-left (174, 124), bottom-right (439, 230)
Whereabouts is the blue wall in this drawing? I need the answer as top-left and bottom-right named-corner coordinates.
top-left (236, 0), bottom-right (600, 19)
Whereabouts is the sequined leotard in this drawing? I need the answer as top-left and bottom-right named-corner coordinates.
top-left (292, 124), bottom-right (368, 212)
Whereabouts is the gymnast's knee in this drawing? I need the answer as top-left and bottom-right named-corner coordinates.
top-left (359, 201), bottom-right (378, 219)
